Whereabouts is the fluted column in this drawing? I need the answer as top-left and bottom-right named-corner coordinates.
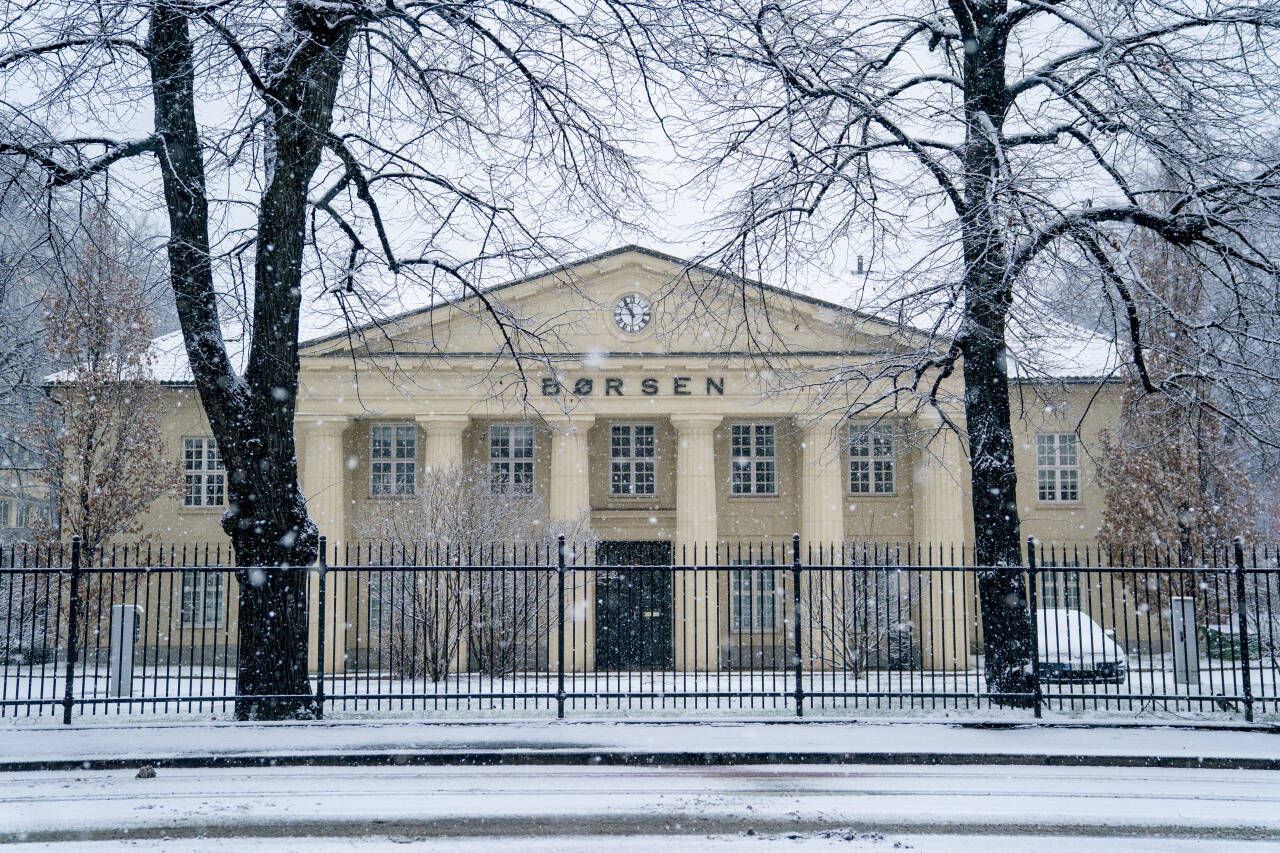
top-left (547, 415), bottom-right (594, 672)
top-left (672, 414), bottom-right (722, 670)
top-left (298, 415), bottom-right (350, 675)
top-left (416, 415), bottom-right (469, 477)
top-left (913, 417), bottom-right (972, 671)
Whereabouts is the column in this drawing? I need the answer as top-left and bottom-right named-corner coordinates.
top-left (912, 417), bottom-right (972, 671)
top-left (671, 414), bottom-right (722, 670)
top-left (799, 416), bottom-right (845, 673)
top-left (416, 415), bottom-right (469, 476)
top-left (800, 417), bottom-right (845, 556)
top-left (546, 415), bottom-right (594, 672)
top-left (299, 416), bottom-right (350, 675)
top-left (414, 416), bottom-right (470, 673)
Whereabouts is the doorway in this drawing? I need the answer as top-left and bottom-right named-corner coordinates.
top-left (594, 541), bottom-right (673, 670)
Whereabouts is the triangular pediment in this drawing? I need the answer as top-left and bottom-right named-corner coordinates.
top-left (301, 246), bottom-right (907, 362)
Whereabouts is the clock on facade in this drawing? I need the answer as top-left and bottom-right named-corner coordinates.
top-left (613, 293), bottom-right (651, 333)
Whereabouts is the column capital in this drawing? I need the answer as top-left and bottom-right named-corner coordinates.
top-left (413, 414), bottom-right (471, 432)
top-left (669, 413), bottom-right (723, 433)
top-left (544, 413), bottom-right (596, 432)
top-left (297, 415), bottom-right (351, 436)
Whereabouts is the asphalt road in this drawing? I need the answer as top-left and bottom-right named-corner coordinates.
top-left (3, 762), bottom-right (1280, 849)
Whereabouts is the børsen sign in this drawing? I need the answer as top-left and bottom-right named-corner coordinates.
top-left (542, 376), bottom-right (726, 396)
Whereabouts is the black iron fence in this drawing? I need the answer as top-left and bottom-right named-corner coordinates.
top-left (2, 537), bottom-right (1275, 722)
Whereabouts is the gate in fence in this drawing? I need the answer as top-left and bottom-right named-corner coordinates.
top-left (1, 535), bottom-right (1274, 722)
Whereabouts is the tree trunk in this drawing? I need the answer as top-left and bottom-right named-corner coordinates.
top-left (955, 1), bottom-right (1034, 706)
top-left (148, 1), bottom-right (353, 720)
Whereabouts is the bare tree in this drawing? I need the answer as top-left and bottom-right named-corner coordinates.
top-left (356, 460), bottom-right (594, 680)
top-left (1, 0), bottom-right (662, 717)
top-left (32, 213), bottom-right (181, 556)
top-left (671, 0), bottom-right (1280, 701)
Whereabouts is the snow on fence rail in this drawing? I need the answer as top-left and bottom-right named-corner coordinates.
top-left (2, 537), bottom-right (1277, 722)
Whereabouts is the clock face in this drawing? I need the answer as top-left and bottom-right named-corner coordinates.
top-left (613, 293), bottom-right (651, 333)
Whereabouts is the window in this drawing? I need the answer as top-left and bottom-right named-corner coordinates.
top-left (180, 571), bottom-right (224, 626)
top-left (610, 424), bottom-right (655, 496)
top-left (1036, 433), bottom-right (1080, 502)
top-left (730, 558), bottom-right (777, 631)
top-left (0, 499), bottom-right (10, 527)
top-left (371, 424), bottom-right (416, 497)
top-left (13, 503), bottom-right (30, 529)
top-left (183, 438), bottom-right (225, 507)
top-left (731, 424), bottom-right (777, 495)
top-left (490, 424), bottom-right (535, 495)
top-left (849, 424), bottom-right (895, 494)
top-left (1042, 569), bottom-right (1082, 610)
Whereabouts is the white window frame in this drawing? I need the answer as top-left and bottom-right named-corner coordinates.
top-left (371, 423), bottom-right (417, 497)
top-left (489, 423), bottom-right (535, 496)
top-left (0, 499), bottom-right (10, 527)
top-left (1041, 566), bottom-right (1082, 610)
top-left (730, 423), bottom-right (777, 496)
top-left (183, 437), bottom-right (225, 508)
top-left (610, 423), bottom-right (656, 496)
top-left (1036, 433), bottom-right (1080, 503)
top-left (730, 556), bottom-right (778, 632)
top-left (849, 423), bottom-right (896, 495)
top-left (180, 570), bottom-right (224, 626)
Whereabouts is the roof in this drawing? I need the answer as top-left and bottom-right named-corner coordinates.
top-left (54, 245), bottom-right (1121, 385)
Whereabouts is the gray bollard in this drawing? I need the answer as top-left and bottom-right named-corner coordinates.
top-left (108, 605), bottom-right (142, 698)
top-left (1171, 596), bottom-right (1199, 686)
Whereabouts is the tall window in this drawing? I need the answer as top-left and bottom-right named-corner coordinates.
top-left (0, 499), bottom-right (9, 527)
top-left (1036, 433), bottom-right (1080, 502)
top-left (1042, 568), bottom-right (1082, 610)
top-left (730, 558), bottom-right (777, 631)
top-left (13, 503), bottom-right (30, 529)
top-left (849, 423), bottom-right (895, 494)
top-left (731, 424), bottom-right (776, 495)
top-left (490, 424), bottom-right (535, 495)
top-left (183, 438), bottom-right (225, 507)
top-left (610, 424), bottom-right (655, 496)
top-left (180, 571), bottom-right (224, 626)
top-left (371, 424), bottom-right (416, 496)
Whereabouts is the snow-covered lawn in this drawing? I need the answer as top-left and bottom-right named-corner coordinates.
top-left (3, 662), bottom-right (1272, 720)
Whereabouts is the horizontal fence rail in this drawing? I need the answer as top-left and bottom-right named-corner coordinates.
top-left (2, 537), bottom-right (1276, 722)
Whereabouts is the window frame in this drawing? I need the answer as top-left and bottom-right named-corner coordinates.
top-left (1036, 432), bottom-right (1081, 503)
top-left (370, 423), bottom-right (417, 498)
top-left (488, 422), bottom-right (536, 496)
top-left (729, 555), bottom-right (779, 633)
top-left (730, 423), bottom-right (778, 497)
top-left (609, 422), bottom-right (657, 497)
top-left (180, 570), bottom-right (225, 626)
top-left (182, 437), bottom-right (226, 509)
top-left (848, 422), bottom-right (896, 496)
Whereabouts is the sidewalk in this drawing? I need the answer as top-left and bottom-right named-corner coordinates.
top-left (2, 717), bottom-right (1278, 771)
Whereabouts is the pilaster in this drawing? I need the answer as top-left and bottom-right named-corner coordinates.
top-left (671, 414), bottom-right (722, 670)
top-left (298, 415), bottom-right (350, 676)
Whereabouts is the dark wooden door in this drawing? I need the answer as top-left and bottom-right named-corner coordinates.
top-left (594, 541), bottom-right (673, 670)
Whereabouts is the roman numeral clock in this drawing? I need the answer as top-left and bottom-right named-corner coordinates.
top-left (613, 293), bottom-right (651, 333)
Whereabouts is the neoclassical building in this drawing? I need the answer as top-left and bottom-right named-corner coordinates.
top-left (142, 245), bottom-right (1119, 551)
top-left (129, 246), bottom-right (1122, 671)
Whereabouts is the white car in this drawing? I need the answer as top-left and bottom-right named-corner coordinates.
top-left (1037, 608), bottom-right (1128, 684)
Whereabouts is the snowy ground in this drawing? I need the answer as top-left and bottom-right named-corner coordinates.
top-left (3, 662), bottom-right (1272, 721)
top-left (3, 763), bottom-right (1279, 849)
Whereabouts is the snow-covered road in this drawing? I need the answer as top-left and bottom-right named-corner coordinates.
top-left (3, 763), bottom-right (1279, 848)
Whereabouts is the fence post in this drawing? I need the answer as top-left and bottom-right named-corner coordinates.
top-left (314, 536), bottom-right (327, 721)
top-left (556, 534), bottom-right (566, 720)
top-left (62, 537), bottom-right (81, 726)
top-left (792, 533), bottom-right (804, 718)
top-left (1026, 537), bottom-right (1042, 720)
top-left (1234, 537), bottom-right (1255, 723)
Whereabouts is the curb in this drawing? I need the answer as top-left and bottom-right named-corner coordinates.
top-left (5, 748), bottom-right (1279, 773)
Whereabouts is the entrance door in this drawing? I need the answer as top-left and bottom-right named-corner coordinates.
top-left (595, 541), bottom-right (673, 670)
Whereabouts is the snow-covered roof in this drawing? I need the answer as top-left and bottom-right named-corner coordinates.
top-left (52, 245), bottom-right (1121, 385)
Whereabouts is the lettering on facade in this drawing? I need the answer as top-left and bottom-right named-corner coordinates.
top-left (541, 376), bottom-right (726, 397)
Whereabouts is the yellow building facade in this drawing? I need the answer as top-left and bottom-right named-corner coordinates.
top-left (132, 247), bottom-right (1121, 672)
